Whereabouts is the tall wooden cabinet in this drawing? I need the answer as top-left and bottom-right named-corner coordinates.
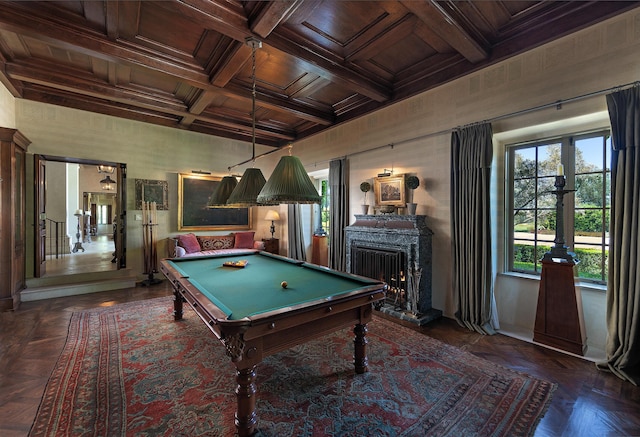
top-left (0, 128), bottom-right (30, 311)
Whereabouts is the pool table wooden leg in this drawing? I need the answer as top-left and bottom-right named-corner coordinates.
top-left (173, 289), bottom-right (183, 320)
top-left (353, 323), bottom-right (369, 374)
top-left (235, 365), bottom-right (258, 436)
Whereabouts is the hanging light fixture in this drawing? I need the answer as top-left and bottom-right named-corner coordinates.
top-left (97, 164), bottom-right (115, 174)
top-left (100, 175), bottom-right (116, 191)
top-left (226, 37), bottom-right (271, 207)
top-left (207, 175), bottom-right (238, 207)
top-left (257, 146), bottom-right (321, 204)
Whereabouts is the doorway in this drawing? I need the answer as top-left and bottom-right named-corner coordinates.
top-left (35, 155), bottom-right (127, 279)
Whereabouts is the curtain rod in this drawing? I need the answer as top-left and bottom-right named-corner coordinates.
top-left (305, 80), bottom-right (639, 169)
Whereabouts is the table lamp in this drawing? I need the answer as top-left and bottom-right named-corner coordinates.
top-left (264, 210), bottom-right (280, 239)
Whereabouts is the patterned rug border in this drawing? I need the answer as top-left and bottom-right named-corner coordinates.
top-left (31, 296), bottom-right (557, 436)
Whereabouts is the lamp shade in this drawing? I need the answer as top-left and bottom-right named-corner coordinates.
top-left (257, 156), bottom-right (321, 204)
top-left (207, 176), bottom-right (237, 207)
top-left (264, 210), bottom-right (280, 221)
top-left (74, 209), bottom-right (83, 216)
top-left (226, 168), bottom-right (270, 206)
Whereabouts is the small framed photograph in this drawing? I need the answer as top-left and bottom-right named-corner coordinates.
top-left (135, 179), bottom-right (169, 210)
top-left (374, 175), bottom-right (405, 206)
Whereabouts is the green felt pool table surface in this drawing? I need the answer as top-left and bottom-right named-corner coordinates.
top-left (164, 252), bottom-right (381, 320)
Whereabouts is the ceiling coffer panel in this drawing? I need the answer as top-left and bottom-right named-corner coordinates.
top-left (0, 0), bottom-right (637, 148)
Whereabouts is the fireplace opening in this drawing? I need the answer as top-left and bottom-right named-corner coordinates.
top-left (351, 245), bottom-right (408, 311)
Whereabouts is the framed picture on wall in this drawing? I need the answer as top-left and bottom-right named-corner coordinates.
top-left (178, 173), bottom-right (251, 231)
top-left (374, 175), bottom-right (405, 206)
top-left (135, 179), bottom-right (169, 210)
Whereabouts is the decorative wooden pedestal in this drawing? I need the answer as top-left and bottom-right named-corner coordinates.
top-left (533, 259), bottom-right (587, 355)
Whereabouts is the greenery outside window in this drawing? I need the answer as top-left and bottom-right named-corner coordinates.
top-left (320, 179), bottom-right (330, 238)
top-left (507, 130), bottom-right (610, 284)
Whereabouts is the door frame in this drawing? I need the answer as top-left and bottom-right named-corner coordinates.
top-left (34, 154), bottom-right (127, 277)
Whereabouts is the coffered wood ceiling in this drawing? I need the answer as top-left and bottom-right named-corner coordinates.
top-left (0, 1), bottom-right (638, 148)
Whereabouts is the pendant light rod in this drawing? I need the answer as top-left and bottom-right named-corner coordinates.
top-left (247, 36), bottom-right (260, 163)
top-left (225, 36), bottom-right (273, 206)
top-left (228, 144), bottom-right (291, 172)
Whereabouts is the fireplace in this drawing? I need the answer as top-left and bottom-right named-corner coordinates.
top-left (345, 214), bottom-right (441, 325)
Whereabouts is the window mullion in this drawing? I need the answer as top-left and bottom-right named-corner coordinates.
top-left (564, 137), bottom-right (576, 251)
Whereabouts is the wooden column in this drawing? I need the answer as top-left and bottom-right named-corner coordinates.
top-left (0, 129), bottom-right (30, 311)
top-left (533, 259), bottom-right (587, 355)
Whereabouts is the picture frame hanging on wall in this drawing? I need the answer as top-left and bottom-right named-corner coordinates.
top-left (374, 175), bottom-right (406, 207)
top-left (135, 179), bottom-right (169, 210)
top-left (178, 173), bottom-right (251, 231)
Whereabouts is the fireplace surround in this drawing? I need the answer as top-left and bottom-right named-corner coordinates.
top-left (345, 214), bottom-right (441, 325)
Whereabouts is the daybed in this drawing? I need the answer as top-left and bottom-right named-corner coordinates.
top-left (168, 231), bottom-right (264, 258)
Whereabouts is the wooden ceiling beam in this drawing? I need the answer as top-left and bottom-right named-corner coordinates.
top-left (6, 60), bottom-right (188, 114)
top-left (250, 0), bottom-right (306, 38)
top-left (401, 0), bottom-right (488, 63)
top-left (169, 0), bottom-right (250, 42)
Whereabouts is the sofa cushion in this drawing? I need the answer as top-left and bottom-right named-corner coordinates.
top-left (176, 233), bottom-right (201, 254)
top-left (197, 235), bottom-right (235, 251)
top-left (234, 231), bottom-right (255, 249)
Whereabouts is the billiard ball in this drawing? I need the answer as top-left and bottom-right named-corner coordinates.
top-left (281, 281), bottom-right (288, 289)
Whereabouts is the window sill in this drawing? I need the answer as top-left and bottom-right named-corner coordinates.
top-left (498, 271), bottom-right (606, 292)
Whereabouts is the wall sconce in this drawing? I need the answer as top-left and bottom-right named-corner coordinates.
top-left (100, 175), bottom-right (116, 191)
top-left (377, 168), bottom-right (393, 177)
top-left (264, 210), bottom-right (280, 239)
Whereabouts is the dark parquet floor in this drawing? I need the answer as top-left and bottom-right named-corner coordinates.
top-left (1, 282), bottom-right (639, 436)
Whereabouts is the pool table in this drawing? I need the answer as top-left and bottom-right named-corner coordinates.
top-left (159, 251), bottom-right (386, 436)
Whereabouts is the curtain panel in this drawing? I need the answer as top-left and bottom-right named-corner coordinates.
top-left (597, 86), bottom-right (640, 385)
top-left (329, 158), bottom-right (348, 271)
top-left (450, 122), bottom-right (498, 335)
top-left (287, 204), bottom-right (306, 261)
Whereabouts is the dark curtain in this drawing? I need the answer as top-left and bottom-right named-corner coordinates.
top-left (287, 204), bottom-right (306, 261)
top-left (596, 86), bottom-right (640, 385)
top-left (329, 158), bottom-right (348, 271)
top-left (450, 122), bottom-right (498, 335)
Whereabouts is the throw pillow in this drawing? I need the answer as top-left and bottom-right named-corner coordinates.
top-left (234, 231), bottom-right (255, 249)
top-left (176, 233), bottom-right (201, 254)
top-left (197, 235), bottom-right (235, 251)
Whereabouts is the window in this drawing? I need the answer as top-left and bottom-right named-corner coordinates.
top-left (98, 204), bottom-right (113, 225)
top-left (507, 130), bottom-right (610, 283)
top-left (320, 179), bottom-right (330, 235)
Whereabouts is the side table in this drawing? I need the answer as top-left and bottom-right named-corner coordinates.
top-left (262, 238), bottom-right (279, 255)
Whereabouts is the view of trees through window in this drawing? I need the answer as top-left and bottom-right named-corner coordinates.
top-left (320, 179), bottom-right (330, 236)
top-left (509, 130), bottom-right (610, 283)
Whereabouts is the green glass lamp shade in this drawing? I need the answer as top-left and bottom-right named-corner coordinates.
top-left (257, 155), bottom-right (321, 204)
top-left (207, 176), bottom-right (237, 207)
top-left (226, 168), bottom-right (270, 206)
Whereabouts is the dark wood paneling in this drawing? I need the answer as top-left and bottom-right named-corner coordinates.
top-left (0, 1), bottom-right (638, 147)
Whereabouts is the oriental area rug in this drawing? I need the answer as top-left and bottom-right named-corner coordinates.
top-left (30, 297), bottom-right (555, 437)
